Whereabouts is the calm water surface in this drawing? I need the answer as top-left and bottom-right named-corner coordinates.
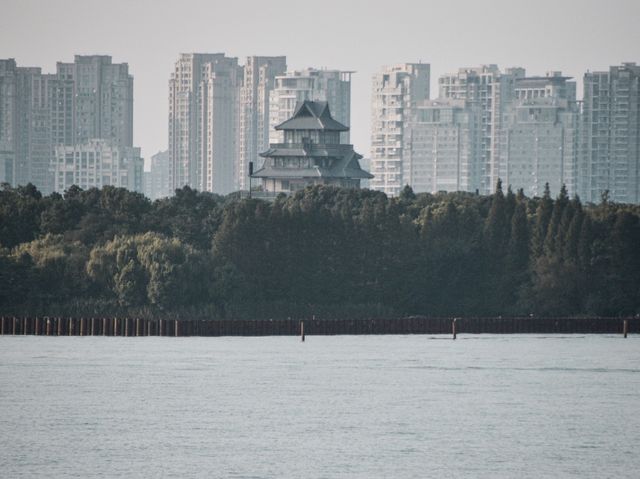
top-left (1, 335), bottom-right (639, 478)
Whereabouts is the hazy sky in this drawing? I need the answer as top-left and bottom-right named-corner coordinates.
top-left (2, 0), bottom-right (639, 164)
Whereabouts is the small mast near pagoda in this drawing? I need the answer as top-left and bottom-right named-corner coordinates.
top-left (252, 100), bottom-right (373, 193)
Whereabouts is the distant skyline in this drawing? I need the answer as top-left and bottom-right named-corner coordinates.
top-left (2, 0), bottom-right (639, 165)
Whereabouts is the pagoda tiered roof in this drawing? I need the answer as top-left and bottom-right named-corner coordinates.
top-left (275, 101), bottom-right (349, 132)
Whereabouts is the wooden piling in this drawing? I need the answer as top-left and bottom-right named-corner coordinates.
top-left (452, 318), bottom-right (457, 340)
top-left (174, 320), bottom-right (179, 337)
top-left (624, 319), bottom-right (629, 338)
top-left (301, 320), bottom-right (305, 342)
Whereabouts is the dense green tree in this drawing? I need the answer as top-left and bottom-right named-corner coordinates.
top-left (11, 234), bottom-right (90, 305)
top-left (147, 186), bottom-right (224, 250)
top-left (531, 183), bottom-right (553, 257)
top-left (543, 184), bottom-right (569, 256)
top-left (0, 183), bottom-right (44, 248)
top-left (1, 182), bottom-right (639, 318)
top-left (505, 198), bottom-right (529, 309)
top-left (87, 233), bottom-right (217, 310)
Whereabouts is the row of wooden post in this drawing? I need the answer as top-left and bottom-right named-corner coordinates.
top-left (448, 318), bottom-right (631, 340)
top-left (0, 317), bottom-right (182, 337)
top-left (0, 316), bottom-right (635, 338)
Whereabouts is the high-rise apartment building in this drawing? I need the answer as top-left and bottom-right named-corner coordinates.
top-left (269, 68), bottom-right (352, 146)
top-left (370, 63), bottom-right (430, 196)
top-left (439, 65), bottom-right (524, 194)
top-left (514, 72), bottom-right (576, 103)
top-left (144, 150), bottom-right (172, 200)
top-left (200, 58), bottom-right (242, 194)
top-left (0, 60), bottom-right (56, 192)
top-left (168, 53), bottom-right (242, 194)
top-left (404, 99), bottom-right (481, 193)
top-left (501, 73), bottom-right (579, 197)
top-left (501, 98), bottom-right (578, 198)
top-left (56, 55), bottom-right (133, 148)
top-left (0, 60), bottom-right (23, 186)
top-left (0, 55), bottom-right (135, 194)
top-left (237, 56), bottom-right (286, 191)
top-left (581, 63), bottom-right (640, 204)
top-left (387, 66), bottom-right (579, 198)
top-left (53, 139), bottom-right (142, 193)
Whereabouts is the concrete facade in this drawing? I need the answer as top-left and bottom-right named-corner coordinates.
top-left (501, 97), bottom-right (578, 198)
top-left (168, 53), bottom-right (242, 194)
top-left (581, 63), bottom-right (640, 204)
top-left (0, 56), bottom-right (134, 194)
top-left (404, 99), bottom-right (481, 193)
top-left (439, 65), bottom-right (523, 194)
top-left (500, 73), bottom-right (579, 197)
top-left (53, 139), bottom-right (143, 193)
top-left (0, 60), bottom-right (56, 192)
top-left (56, 55), bottom-right (133, 148)
top-left (0, 59), bottom-right (20, 186)
top-left (237, 56), bottom-right (287, 191)
top-left (370, 63), bottom-right (430, 196)
top-left (144, 150), bottom-right (172, 200)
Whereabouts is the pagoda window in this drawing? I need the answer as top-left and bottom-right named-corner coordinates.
top-left (319, 131), bottom-right (339, 144)
top-left (284, 131), bottom-right (295, 144)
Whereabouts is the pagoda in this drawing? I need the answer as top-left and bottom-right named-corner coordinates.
top-left (252, 101), bottom-right (372, 193)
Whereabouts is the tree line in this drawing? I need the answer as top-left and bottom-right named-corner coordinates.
top-left (1, 181), bottom-right (639, 319)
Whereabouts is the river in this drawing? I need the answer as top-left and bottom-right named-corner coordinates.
top-left (1, 334), bottom-right (639, 478)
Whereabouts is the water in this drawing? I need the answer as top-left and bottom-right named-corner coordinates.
top-left (1, 335), bottom-right (639, 478)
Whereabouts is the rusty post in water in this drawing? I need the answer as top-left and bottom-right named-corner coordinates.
top-left (623, 319), bottom-right (629, 338)
top-left (301, 320), bottom-right (305, 342)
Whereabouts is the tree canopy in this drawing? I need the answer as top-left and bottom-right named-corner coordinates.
top-left (1, 182), bottom-right (639, 318)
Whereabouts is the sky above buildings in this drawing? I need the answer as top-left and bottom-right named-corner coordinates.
top-left (2, 0), bottom-right (639, 166)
